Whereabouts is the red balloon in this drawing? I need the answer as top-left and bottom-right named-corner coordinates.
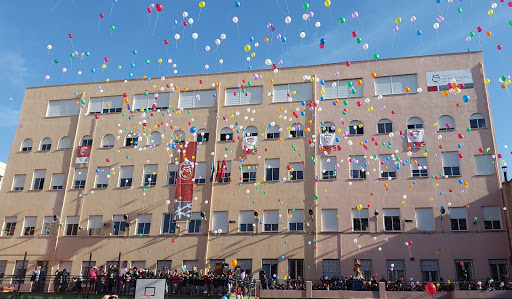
top-left (99, 13), bottom-right (104, 19)
top-left (272, 64), bottom-right (277, 69)
top-left (68, 33), bottom-right (73, 38)
top-left (319, 43), bottom-right (325, 49)
top-left (408, 241), bottom-right (412, 246)
top-left (352, 31), bottom-right (357, 37)
top-left (345, 61), bottom-right (351, 67)
top-left (106, 158), bottom-right (110, 163)
top-left (155, 3), bottom-right (163, 12)
top-left (164, 40), bottom-right (169, 45)
top-left (509, 2), bottom-right (512, 7)
top-left (497, 45), bottom-right (503, 50)
top-left (477, 26), bottom-right (482, 33)
top-left (104, 57), bottom-right (109, 63)
top-left (183, 22), bottom-right (188, 27)
top-left (425, 282), bottom-right (436, 295)
top-left (147, 7), bottom-right (152, 13)
top-left (505, 274), bottom-right (509, 279)
top-left (123, 93), bottom-right (128, 97)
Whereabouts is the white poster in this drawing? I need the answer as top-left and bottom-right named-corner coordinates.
top-left (407, 129), bottom-right (426, 148)
top-left (426, 69), bottom-right (473, 91)
top-left (320, 133), bottom-right (335, 151)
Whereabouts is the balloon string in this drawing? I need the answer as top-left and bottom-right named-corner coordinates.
top-left (50, 0), bottom-right (62, 11)
top-left (110, 2), bottom-right (114, 16)
top-left (152, 12), bottom-right (160, 36)
top-left (97, 19), bottom-right (101, 31)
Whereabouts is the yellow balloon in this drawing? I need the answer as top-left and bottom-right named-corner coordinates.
top-left (101, 64), bottom-right (107, 69)
top-left (395, 17), bottom-right (402, 24)
top-left (488, 10), bottom-right (493, 16)
top-left (324, 0), bottom-right (331, 7)
top-left (118, 65), bottom-right (122, 69)
top-left (251, 52), bottom-right (255, 57)
top-left (199, 1), bottom-right (205, 8)
top-left (158, 58), bottom-right (163, 63)
top-left (244, 44), bottom-right (251, 52)
top-left (506, 80), bottom-right (511, 86)
top-left (484, 79), bottom-right (491, 84)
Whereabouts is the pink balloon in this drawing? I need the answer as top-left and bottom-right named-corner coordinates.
top-left (352, 11), bottom-right (359, 19)
top-left (351, 31), bottom-right (357, 37)
top-left (393, 26), bottom-right (399, 32)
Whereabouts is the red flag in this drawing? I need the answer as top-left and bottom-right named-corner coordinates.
top-left (217, 160), bottom-right (227, 182)
top-left (174, 142), bottom-right (197, 220)
top-left (75, 146), bottom-right (91, 163)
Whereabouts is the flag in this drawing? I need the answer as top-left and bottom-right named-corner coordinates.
top-left (75, 146), bottom-right (91, 163)
top-left (217, 160), bottom-right (227, 182)
top-left (174, 142), bottom-right (198, 220)
top-left (242, 135), bottom-right (258, 155)
top-left (209, 159), bottom-right (215, 182)
top-left (407, 129), bottom-right (426, 148)
top-left (320, 133), bottom-right (335, 151)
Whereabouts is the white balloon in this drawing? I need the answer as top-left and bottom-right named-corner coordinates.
top-left (417, 87), bottom-right (422, 93)
top-left (265, 59), bottom-right (272, 66)
top-left (182, 11), bottom-right (188, 18)
top-left (302, 14), bottom-right (308, 21)
top-left (232, 16), bottom-right (238, 23)
top-left (433, 23), bottom-right (440, 30)
top-left (300, 32), bottom-right (306, 39)
top-left (285, 16), bottom-right (292, 24)
top-left (362, 43), bottom-right (369, 50)
top-left (219, 59), bottom-right (224, 64)
top-left (205, 45), bottom-right (211, 51)
top-left (315, 21), bottom-right (321, 28)
top-left (254, 42), bottom-right (259, 47)
top-left (220, 33), bottom-right (226, 40)
top-left (215, 39), bottom-right (221, 45)
top-left (188, 18), bottom-right (194, 24)
top-left (62, 68), bottom-right (67, 73)
top-left (47, 45), bottom-right (52, 50)
top-left (410, 16), bottom-right (416, 22)
top-left (205, 64), bottom-right (209, 70)
top-left (192, 33), bottom-right (198, 40)
top-left (174, 34), bottom-right (181, 40)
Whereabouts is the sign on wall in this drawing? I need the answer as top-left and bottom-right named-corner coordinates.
top-left (426, 69), bottom-right (474, 91)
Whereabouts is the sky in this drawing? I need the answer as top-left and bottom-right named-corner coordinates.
top-left (0, 0), bottom-right (511, 168)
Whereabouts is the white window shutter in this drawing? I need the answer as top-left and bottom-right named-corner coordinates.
top-left (13, 175), bottom-right (26, 188)
top-left (195, 162), bottom-right (206, 179)
top-left (239, 211), bottom-right (253, 224)
top-left (74, 169), bottom-right (87, 181)
top-left (415, 208), bottom-right (434, 231)
top-left (482, 206), bottom-right (500, 221)
top-left (60, 100), bottom-right (79, 116)
top-left (109, 96), bottom-right (123, 109)
top-left (265, 159), bottom-right (280, 169)
top-left (24, 217), bottom-right (37, 227)
top-left (179, 91), bottom-right (195, 108)
top-left (391, 74), bottom-right (418, 94)
top-left (289, 163), bottom-right (304, 172)
top-left (272, 85), bottom-right (289, 103)
top-left (88, 98), bottom-right (103, 113)
top-left (155, 93), bottom-right (169, 108)
top-left (350, 156), bottom-right (365, 170)
top-left (323, 82), bottom-right (338, 100)
top-left (411, 157), bottom-right (427, 170)
top-left (383, 209), bottom-right (400, 217)
top-left (133, 95), bottom-right (149, 110)
top-left (120, 166), bottom-right (134, 178)
top-left (438, 115), bottom-right (455, 129)
top-left (44, 216), bottom-right (56, 224)
top-left (321, 157), bottom-right (336, 171)
top-left (351, 208), bottom-right (369, 218)
top-left (449, 208), bottom-right (466, 219)
top-left (288, 83), bottom-right (311, 102)
top-left (195, 90), bottom-right (216, 107)
top-left (442, 152), bottom-right (459, 167)
top-left (374, 77), bottom-right (392, 95)
top-left (321, 210), bottom-right (338, 232)
top-left (34, 170), bottom-right (46, 179)
top-left (102, 135), bottom-right (115, 147)
top-left (88, 216), bottom-right (103, 229)
top-left (474, 155), bottom-right (494, 175)
top-left (46, 101), bottom-right (61, 117)
top-left (59, 137), bottom-right (71, 149)
top-left (168, 163), bottom-right (178, 172)
top-left (213, 211), bottom-right (228, 232)
top-left (289, 210), bottom-right (304, 223)
top-left (52, 174), bottom-right (64, 186)
top-left (240, 87), bottom-right (263, 105)
top-left (137, 214), bottom-right (152, 223)
top-left (224, 161), bottom-right (232, 172)
top-left (264, 210), bottom-right (279, 224)
top-left (379, 155), bottom-right (394, 171)
top-left (144, 165), bottom-right (158, 174)
top-left (67, 216), bottom-right (79, 225)
top-left (113, 215), bottom-right (125, 222)
top-left (225, 88), bottom-right (241, 106)
top-left (96, 168), bottom-right (109, 185)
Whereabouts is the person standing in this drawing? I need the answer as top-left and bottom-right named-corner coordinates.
top-left (30, 266), bottom-right (42, 292)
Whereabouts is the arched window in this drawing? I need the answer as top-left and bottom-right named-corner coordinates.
top-left (266, 125), bottom-right (280, 139)
top-left (40, 138), bottom-right (52, 151)
top-left (148, 132), bottom-right (162, 146)
top-left (349, 120), bottom-right (364, 135)
top-left (244, 126), bottom-right (258, 137)
top-left (469, 113), bottom-right (486, 129)
top-left (438, 115), bottom-right (455, 131)
top-left (289, 123), bottom-right (304, 138)
top-left (196, 129), bottom-right (209, 142)
top-left (407, 117), bottom-right (423, 130)
top-left (320, 121), bottom-right (335, 133)
top-left (58, 137), bottom-right (71, 150)
top-left (124, 134), bottom-right (138, 146)
top-left (21, 139), bottom-right (33, 152)
top-left (377, 119), bottom-right (393, 134)
top-left (171, 130), bottom-right (185, 143)
top-left (102, 135), bottom-right (115, 148)
top-left (81, 135), bottom-right (93, 146)
top-left (219, 128), bottom-right (233, 141)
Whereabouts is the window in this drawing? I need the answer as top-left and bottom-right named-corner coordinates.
top-left (124, 135), bottom-right (138, 146)
top-left (455, 260), bottom-right (473, 282)
top-left (323, 260), bottom-right (340, 279)
top-left (358, 260), bottom-right (373, 281)
top-left (289, 163), bottom-right (304, 181)
top-left (218, 161), bottom-right (231, 183)
top-left (265, 159), bottom-right (280, 181)
top-left (438, 115), bottom-right (455, 131)
top-left (237, 259), bottom-right (252, 275)
top-left (12, 260), bottom-right (28, 284)
top-left (489, 259), bottom-right (508, 281)
top-left (474, 155), bottom-right (494, 175)
top-left (225, 86), bottom-right (263, 105)
top-left (262, 259), bottom-right (278, 277)
top-left (119, 166), bottom-right (134, 187)
top-left (196, 129), bottom-right (209, 143)
top-left (88, 216), bottom-right (102, 236)
top-left (377, 119), bottom-right (393, 134)
top-left (65, 216), bottom-right (79, 236)
top-left (137, 215), bottom-right (151, 235)
top-left (58, 137), bottom-right (71, 150)
top-left (442, 152), bottom-right (461, 176)
top-left (102, 135), bottom-right (115, 148)
top-left (352, 209), bottom-right (369, 232)
top-left (379, 155), bottom-right (396, 178)
top-left (167, 164), bottom-right (178, 185)
top-left (133, 93), bottom-right (169, 110)
top-left (40, 138), bottom-right (52, 151)
top-left (88, 96), bottom-right (123, 114)
top-left (349, 156), bottom-right (366, 179)
top-left (239, 211), bottom-right (254, 232)
top-left (407, 117), bottom-right (424, 129)
top-left (212, 211), bottom-right (228, 233)
top-left (321, 157), bottom-right (336, 180)
top-left (42, 216), bottom-right (56, 236)
top-left (244, 126), bottom-right (258, 137)
top-left (179, 90), bottom-right (216, 108)
top-left (320, 121), bottom-right (335, 133)
top-left (349, 120), bottom-right (364, 135)
top-left (242, 165), bottom-right (257, 183)
top-left (266, 125), bottom-right (280, 139)
top-left (288, 259), bottom-right (304, 280)
top-left (157, 260), bottom-right (173, 272)
top-left (321, 209), bottom-right (338, 232)
top-left (95, 167), bottom-right (109, 188)
top-left (421, 260), bottom-right (440, 282)
top-left (46, 99), bottom-right (79, 117)
top-left (383, 209), bottom-right (401, 231)
top-left (263, 210), bottom-right (279, 232)
top-left (12, 175), bottom-right (26, 191)
top-left (289, 124), bottom-right (304, 138)
top-left (73, 168), bottom-right (87, 189)
top-left (32, 170), bottom-right (46, 190)
top-left (80, 136), bottom-right (93, 146)
top-left (322, 79), bottom-right (363, 99)
top-left (188, 213), bottom-right (202, 234)
top-left (23, 217), bottom-right (36, 236)
top-left (469, 113), bottom-right (486, 129)
top-left (482, 206), bottom-right (501, 230)
top-left (194, 162), bottom-right (206, 184)
top-left (82, 261), bottom-right (97, 277)
top-left (21, 139), bottom-right (33, 152)
top-left (143, 165), bottom-right (158, 187)
top-left (387, 260), bottom-right (405, 281)
top-left (288, 209), bottom-right (304, 231)
top-left (112, 215), bottom-right (126, 235)
top-left (182, 260), bottom-right (198, 272)
top-left (416, 208), bottom-right (434, 231)
top-left (171, 130), bottom-right (185, 143)
top-left (147, 132), bottom-right (161, 146)
top-left (273, 83), bottom-right (312, 102)
top-left (375, 74), bottom-right (418, 96)
top-left (0, 261), bottom-right (7, 283)
top-left (449, 208), bottom-right (468, 231)
top-left (411, 158), bottom-right (428, 177)
top-left (219, 128), bottom-right (233, 141)
top-left (162, 214), bottom-right (176, 234)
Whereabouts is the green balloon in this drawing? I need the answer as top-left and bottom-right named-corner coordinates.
top-left (144, 91), bottom-right (149, 95)
top-left (469, 32), bottom-right (474, 37)
top-left (466, 128), bottom-right (471, 132)
top-left (351, 89), bottom-right (357, 94)
top-left (138, 233), bottom-right (142, 237)
top-left (474, 217), bottom-right (478, 221)
top-left (347, 81), bottom-right (353, 87)
top-left (501, 76), bottom-right (507, 81)
top-left (80, 99), bottom-right (86, 105)
top-left (54, 59), bottom-right (59, 64)
top-left (467, 49), bottom-right (471, 52)
top-left (110, 25), bottom-right (116, 30)
top-left (509, 21), bottom-right (512, 26)
top-left (70, 53), bottom-right (75, 58)
top-left (303, 3), bottom-right (309, 9)
top-left (356, 37), bottom-right (362, 44)
top-left (126, 155), bottom-right (129, 159)
top-left (373, 54), bottom-right (380, 60)
top-left (145, 60), bottom-right (150, 64)
top-left (457, 8), bottom-right (462, 13)
top-left (339, 17), bottom-right (346, 24)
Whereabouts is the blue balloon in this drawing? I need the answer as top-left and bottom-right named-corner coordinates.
top-left (300, 111), bottom-right (305, 116)
top-left (129, 73), bottom-right (134, 78)
top-left (235, 2), bottom-right (240, 7)
top-left (281, 36), bottom-right (287, 42)
top-left (213, 93), bottom-right (217, 98)
top-left (190, 126), bottom-right (197, 133)
top-left (85, 51), bottom-right (91, 56)
top-left (416, 30), bottom-right (422, 36)
top-left (131, 63), bottom-right (136, 68)
top-left (436, 0), bottom-right (440, 3)
top-left (458, 179), bottom-right (463, 184)
top-left (133, 50), bottom-right (138, 55)
top-left (441, 206), bottom-right (445, 209)
top-left (173, 20), bottom-right (178, 25)
top-left (96, 169), bottom-right (100, 173)
top-left (113, 0), bottom-right (117, 3)
top-left (301, 100), bottom-right (306, 106)
top-left (280, 256), bottom-right (284, 260)
top-left (320, 38), bottom-right (326, 45)
top-left (457, 144), bottom-right (462, 148)
top-left (248, 66), bottom-right (252, 70)
top-left (91, 68), bottom-right (96, 73)
top-left (462, 95), bottom-right (470, 102)
top-left (249, 36), bottom-right (254, 42)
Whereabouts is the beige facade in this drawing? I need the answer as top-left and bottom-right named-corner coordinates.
top-left (0, 51), bottom-right (509, 283)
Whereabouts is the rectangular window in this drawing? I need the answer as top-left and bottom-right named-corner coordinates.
top-left (65, 216), bottom-right (79, 236)
top-left (272, 83), bottom-right (312, 103)
top-left (88, 96), bottom-right (123, 114)
top-left (489, 259), bottom-right (508, 281)
top-left (12, 174), bottom-right (26, 191)
top-left (379, 155), bottom-right (396, 178)
top-left (178, 90), bottom-right (216, 108)
top-left (23, 217), bottom-right (36, 236)
top-left (242, 165), bottom-right (257, 182)
top-left (265, 159), bottom-right (280, 181)
top-left (42, 216), bottom-right (56, 236)
top-left (95, 167), bottom-right (109, 188)
top-left (442, 152), bottom-right (461, 176)
top-left (137, 215), bottom-right (152, 235)
top-left (239, 211), bottom-right (254, 232)
top-left (289, 124), bottom-right (304, 138)
top-left (474, 155), bottom-right (494, 175)
top-left (162, 214), bottom-right (176, 234)
top-left (322, 79), bottom-right (363, 99)
top-left (288, 209), bottom-right (304, 231)
top-left (383, 209), bottom-right (401, 231)
top-left (421, 260), bottom-right (440, 282)
top-left (194, 162), bottom-right (206, 184)
top-left (81, 261), bottom-right (97, 277)
top-left (133, 93), bottom-right (169, 110)
top-left (263, 210), bottom-right (279, 232)
top-left (352, 209), bottom-right (369, 232)
top-left (262, 259), bottom-right (278, 277)
top-left (88, 216), bottom-right (102, 236)
top-left (374, 74), bottom-right (418, 96)
top-left (237, 259), bottom-right (252, 275)
top-left (387, 260), bottom-right (405, 281)
top-left (321, 209), bottom-right (338, 232)
top-left (0, 260), bottom-right (7, 284)
top-left (212, 211), bottom-right (228, 233)
top-left (455, 260), bottom-right (473, 282)
top-left (349, 156), bottom-right (366, 179)
top-left (321, 157), bottom-right (337, 180)
top-left (119, 166), bottom-right (134, 187)
top-left (51, 173), bottom-right (65, 190)
top-left (157, 260), bottom-right (173, 272)
top-left (167, 163), bottom-right (178, 185)
top-left (266, 126), bottom-right (280, 139)
top-left (112, 215), bottom-right (126, 235)
top-left (12, 260), bottom-right (28, 284)
top-left (143, 165), bottom-right (158, 186)
top-left (188, 213), bottom-right (202, 234)
top-left (358, 260), bottom-right (373, 281)
top-left (415, 208), bottom-right (434, 231)
top-left (219, 161), bottom-right (231, 183)
top-left (289, 163), bottom-right (304, 181)
top-left (182, 260), bottom-right (198, 272)
top-left (3, 217), bottom-right (17, 236)
top-left (32, 170), bottom-right (46, 190)
top-left (411, 157), bottom-right (428, 177)
top-left (322, 260), bottom-right (340, 279)
top-left (209, 259), bottom-right (225, 272)
top-left (449, 208), bottom-right (467, 231)
top-left (73, 168), bottom-right (87, 189)
top-left (482, 206), bottom-right (501, 230)
top-left (288, 259), bottom-right (304, 280)
top-left (225, 86), bottom-right (263, 106)
top-left (46, 99), bottom-right (80, 117)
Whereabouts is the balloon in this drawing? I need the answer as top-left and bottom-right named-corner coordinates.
top-left (244, 44), bottom-right (251, 52)
top-left (183, 11), bottom-right (188, 18)
top-left (303, 3), bottom-right (309, 9)
top-left (352, 11), bottom-right (359, 18)
top-left (325, 0), bottom-right (331, 7)
top-left (352, 31), bottom-right (357, 38)
top-left (363, 43), bottom-right (369, 50)
top-left (192, 33), bottom-right (198, 40)
top-left (315, 21), bottom-right (321, 28)
top-left (395, 17), bottom-right (401, 24)
top-left (175, 34), bottom-right (180, 40)
top-left (164, 39), bottom-right (169, 45)
top-left (300, 32), bottom-right (306, 38)
top-left (433, 23), bottom-right (440, 29)
top-left (235, 1), bottom-right (240, 7)
top-left (416, 30), bottom-right (422, 36)
top-left (220, 33), bottom-right (226, 40)
top-left (410, 16), bottom-right (416, 22)
top-left (285, 16), bottom-right (292, 24)
top-left (320, 38), bottom-right (326, 45)
top-left (199, 1), bottom-right (205, 8)
top-left (425, 282), bottom-right (437, 295)
top-left (339, 17), bottom-right (346, 24)
top-left (393, 26), bottom-right (399, 32)
top-left (147, 7), bottom-right (152, 13)
top-left (99, 13), bottom-right (104, 19)
top-left (47, 45), bottom-right (52, 50)
top-left (497, 45), bottom-right (502, 50)
top-left (231, 259), bottom-right (237, 267)
top-left (233, 16), bottom-right (238, 23)
top-left (462, 95), bottom-right (470, 102)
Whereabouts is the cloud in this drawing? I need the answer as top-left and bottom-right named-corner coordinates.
top-left (0, 51), bottom-right (28, 87)
top-left (0, 107), bottom-right (20, 129)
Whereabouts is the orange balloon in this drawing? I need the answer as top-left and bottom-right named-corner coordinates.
top-left (404, 87), bottom-right (410, 93)
top-left (265, 38), bottom-right (269, 43)
top-left (215, 82), bottom-right (219, 87)
top-left (370, 72), bottom-right (376, 78)
top-left (231, 259), bottom-right (237, 267)
top-left (184, 87), bottom-right (188, 92)
top-left (124, 98), bottom-right (129, 103)
top-left (305, 127), bottom-right (310, 132)
top-left (384, 183), bottom-right (388, 187)
top-left (456, 103), bottom-right (461, 107)
top-left (356, 79), bottom-right (362, 86)
top-left (501, 84), bottom-right (506, 89)
top-left (486, 31), bottom-right (491, 37)
top-left (270, 79), bottom-right (274, 83)
top-left (443, 91), bottom-right (449, 96)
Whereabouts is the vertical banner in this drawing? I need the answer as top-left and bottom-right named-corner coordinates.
top-left (75, 146), bottom-right (91, 163)
top-left (242, 136), bottom-right (258, 155)
top-left (407, 129), bottom-right (426, 148)
top-left (320, 133), bottom-right (335, 152)
top-left (174, 142), bottom-right (198, 220)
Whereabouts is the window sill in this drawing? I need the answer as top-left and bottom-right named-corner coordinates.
top-left (9, 190), bottom-right (24, 192)
top-left (320, 178), bottom-right (337, 181)
top-left (287, 180), bottom-right (304, 182)
top-left (99, 147), bottom-right (114, 149)
top-left (474, 174), bottom-right (494, 177)
top-left (445, 175), bottom-right (462, 178)
top-left (264, 180), bottom-right (280, 183)
top-left (286, 137), bottom-right (305, 140)
top-left (241, 181), bottom-right (257, 184)
top-left (261, 231), bottom-right (279, 233)
top-left (349, 178), bottom-right (367, 180)
top-left (237, 231), bottom-right (255, 234)
top-left (114, 186), bottom-right (133, 190)
top-left (469, 127), bottom-right (487, 131)
top-left (380, 177), bottom-right (397, 180)
top-left (375, 132), bottom-right (393, 135)
top-left (384, 230), bottom-right (402, 233)
top-left (437, 129), bottom-right (456, 132)
top-left (352, 230), bottom-right (370, 233)
top-left (40, 235), bottom-right (55, 237)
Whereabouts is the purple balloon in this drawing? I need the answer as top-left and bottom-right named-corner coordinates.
top-left (352, 11), bottom-right (359, 19)
top-left (150, 3), bottom-right (155, 8)
top-left (270, 24), bottom-right (276, 32)
top-left (276, 33), bottom-right (282, 39)
top-left (393, 26), bottom-right (399, 32)
top-left (73, 51), bottom-right (79, 56)
top-left (307, 11), bottom-right (314, 18)
top-left (278, 60), bottom-right (283, 65)
top-left (267, 23), bottom-right (272, 29)
top-left (507, 75), bottom-right (511, 80)
top-left (436, 16), bottom-right (445, 23)
top-left (334, 72), bottom-right (339, 76)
